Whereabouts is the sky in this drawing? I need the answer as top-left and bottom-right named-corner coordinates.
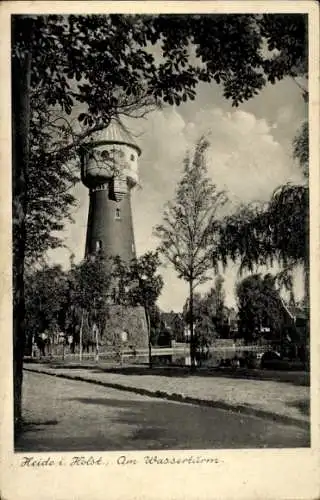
top-left (48, 75), bottom-right (307, 312)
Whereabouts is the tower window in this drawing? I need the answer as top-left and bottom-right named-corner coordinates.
top-left (120, 330), bottom-right (128, 343)
top-left (100, 150), bottom-right (111, 161)
top-left (95, 240), bottom-right (102, 252)
top-left (130, 154), bottom-right (135, 161)
top-left (115, 208), bottom-right (121, 219)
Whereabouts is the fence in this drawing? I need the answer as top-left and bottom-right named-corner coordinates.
top-left (27, 342), bottom-right (272, 364)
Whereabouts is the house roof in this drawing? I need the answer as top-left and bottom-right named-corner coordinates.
top-left (280, 298), bottom-right (308, 320)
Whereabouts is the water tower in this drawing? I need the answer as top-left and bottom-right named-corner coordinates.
top-left (80, 121), bottom-right (148, 353)
top-left (80, 121), bottom-right (141, 263)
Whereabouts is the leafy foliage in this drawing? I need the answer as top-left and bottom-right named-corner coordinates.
top-left (259, 14), bottom-right (308, 83)
top-left (110, 251), bottom-right (163, 365)
top-left (293, 121), bottom-right (309, 178)
top-left (161, 311), bottom-right (185, 343)
top-left (26, 97), bottom-right (79, 263)
top-left (127, 252), bottom-right (164, 309)
top-left (155, 138), bottom-right (227, 366)
top-left (236, 273), bottom-right (287, 343)
top-left (150, 14), bottom-right (307, 105)
top-left (14, 14), bottom-right (308, 117)
top-left (148, 14), bottom-right (265, 106)
top-left (148, 305), bottom-right (163, 345)
top-left (24, 257), bottom-right (112, 347)
top-left (219, 183), bottom-right (308, 278)
top-left (155, 138), bottom-right (227, 288)
top-left (24, 252), bottom-right (163, 351)
top-left (25, 264), bottom-right (69, 342)
top-left (183, 276), bottom-right (227, 346)
top-left (70, 255), bottom-right (112, 334)
top-left (111, 252), bottom-right (164, 309)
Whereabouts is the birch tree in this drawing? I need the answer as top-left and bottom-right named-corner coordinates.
top-left (154, 138), bottom-right (227, 368)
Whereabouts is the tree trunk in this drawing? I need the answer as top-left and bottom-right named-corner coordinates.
top-left (189, 279), bottom-right (196, 370)
top-left (79, 310), bottom-right (84, 361)
top-left (12, 18), bottom-right (32, 430)
top-left (304, 264), bottom-right (309, 308)
top-left (95, 323), bottom-right (99, 362)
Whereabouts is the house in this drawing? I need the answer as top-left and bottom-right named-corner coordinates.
top-left (280, 298), bottom-right (309, 344)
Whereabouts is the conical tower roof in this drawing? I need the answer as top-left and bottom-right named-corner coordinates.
top-left (89, 120), bottom-right (141, 156)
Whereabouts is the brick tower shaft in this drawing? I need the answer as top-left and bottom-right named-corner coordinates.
top-left (85, 187), bottom-right (136, 262)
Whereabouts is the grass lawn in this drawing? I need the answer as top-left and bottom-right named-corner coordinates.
top-left (24, 362), bottom-right (310, 424)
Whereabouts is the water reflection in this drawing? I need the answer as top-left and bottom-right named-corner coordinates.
top-left (152, 353), bottom-right (222, 368)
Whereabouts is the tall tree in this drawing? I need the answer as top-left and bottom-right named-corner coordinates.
top-left (219, 184), bottom-right (308, 275)
top-left (24, 264), bottom-right (69, 356)
top-left (155, 138), bottom-right (227, 368)
top-left (72, 255), bottom-right (112, 343)
top-left (236, 273), bottom-right (286, 344)
top-left (218, 159), bottom-right (308, 311)
top-left (125, 252), bottom-right (164, 367)
top-left (12, 16), bottom-right (32, 427)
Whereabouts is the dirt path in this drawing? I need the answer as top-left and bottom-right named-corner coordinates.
top-left (16, 371), bottom-right (309, 452)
